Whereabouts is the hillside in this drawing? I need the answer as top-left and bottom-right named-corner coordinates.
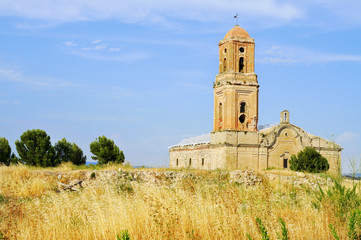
top-left (0, 165), bottom-right (358, 239)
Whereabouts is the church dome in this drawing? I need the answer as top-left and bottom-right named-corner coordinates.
top-left (224, 25), bottom-right (250, 39)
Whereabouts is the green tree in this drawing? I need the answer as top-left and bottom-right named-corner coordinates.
top-left (15, 129), bottom-right (59, 167)
top-left (90, 136), bottom-right (124, 164)
top-left (0, 137), bottom-right (11, 166)
top-left (54, 138), bottom-right (86, 165)
top-left (289, 147), bottom-right (329, 173)
top-left (70, 143), bottom-right (86, 165)
top-left (54, 138), bottom-right (72, 162)
top-left (0, 137), bottom-right (20, 166)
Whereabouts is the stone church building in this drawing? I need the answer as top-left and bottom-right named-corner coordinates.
top-left (169, 25), bottom-right (342, 173)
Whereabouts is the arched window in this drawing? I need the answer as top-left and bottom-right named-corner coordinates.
top-left (176, 159), bottom-right (178, 166)
top-left (239, 114), bottom-right (246, 124)
top-left (239, 57), bottom-right (244, 72)
top-left (189, 158), bottom-right (192, 166)
top-left (240, 102), bottom-right (246, 113)
top-left (202, 158), bottom-right (204, 166)
top-left (223, 58), bottom-right (227, 72)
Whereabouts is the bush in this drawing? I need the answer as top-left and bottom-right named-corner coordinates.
top-left (290, 147), bottom-right (329, 173)
top-left (90, 136), bottom-right (124, 164)
top-left (15, 129), bottom-right (59, 167)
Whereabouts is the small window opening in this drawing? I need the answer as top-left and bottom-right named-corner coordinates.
top-left (240, 102), bottom-right (246, 113)
top-left (176, 159), bottom-right (178, 166)
top-left (284, 113), bottom-right (287, 122)
top-left (202, 158), bottom-right (204, 166)
top-left (224, 48), bottom-right (227, 53)
top-left (189, 158), bottom-right (192, 166)
top-left (239, 57), bottom-right (244, 72)
top-left (285, 132), bottom-right (288, 136)
top-left (239, 114), bottom-right (246, 124)
top-left (239, 47), bottom-right (244, 53)
top-left (219, 103), bottom-right (223, 127)
top-left (283, 159), bottom-right (288, 168)
top-left (223, 58), bottom-right (227, 72)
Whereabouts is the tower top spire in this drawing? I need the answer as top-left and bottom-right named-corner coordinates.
top-left (234, 13), bottom-right (239, 25)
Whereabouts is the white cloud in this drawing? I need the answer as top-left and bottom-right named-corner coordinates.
top-left (310, 0), bottom-right (361, 25)
top-left (258, 45), bottom-right (361, 65)
top-left (336, 132), bottom-right (359, 144)
top-left (109, 48), bottom-right (120, 52)
top-left (94, 44), bottom-right (107, 50)
top-left (64, 41), bottom-right (76, 47)
top-left (64, 40), bottom-right (141, 62)
top-left (91, 40), bottom-right (102, 44)
top-left (2, 0), bottom-right (361, 29)
top-left (68, 50), bottom-right (148, 63)
top-left (48, 114), bottom-right (119, 122)
top-left (0, 0), bottom-right (303, 27)
top-left (0, 66), bottom-right (71, 89)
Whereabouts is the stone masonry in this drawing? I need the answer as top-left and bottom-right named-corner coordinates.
top-left (169, 25), bottom-right (342, 174)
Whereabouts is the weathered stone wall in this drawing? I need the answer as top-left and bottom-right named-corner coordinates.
top-left (169, 144), bottom-right (227, 170)
top-left (169, 125), bottom-right (341, 173)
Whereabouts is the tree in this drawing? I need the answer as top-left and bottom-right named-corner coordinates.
top-left (0, 137), bottom-right (20, 166)
top-left (69, 143), bottom-right (86, 165)
top-left (0, 137), bottom-right (11, 166)
top-left (289, 147), bottom-right (329, 173)
top-left (54, 138), bottom-right (72, 162)
top-left (54, 138), bottom-right (86, 165)
top-left (90, 136), bottom-right (124, 164)
top-left (15, 129), bottom-right (59, 167)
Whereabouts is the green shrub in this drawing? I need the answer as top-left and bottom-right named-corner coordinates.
top-left (313, 178), bottom-right (360, 220)
top-left (329, 224), bottom-right (340, 240)
top-left (256, 217), bottom-right (270, 240)
top-left (117, 230), bottom-right (130, 240)
top-left (348, 209), bottom-right (361, 239)
top-left (278, 218), bottom-right (289, 240)
top-left (290, 147), bottom-right (329, 173)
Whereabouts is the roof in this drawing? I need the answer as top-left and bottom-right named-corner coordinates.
top-left (224, 25), bottom-right (250, 39)
top-left (169, 133), bottom-right (210, 148)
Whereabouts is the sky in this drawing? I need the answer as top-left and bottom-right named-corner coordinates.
top-left (0, 0), bottom-right (360, 172)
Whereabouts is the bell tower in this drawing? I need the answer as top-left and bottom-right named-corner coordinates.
top-left (213, 25), bottom-right (259, 132)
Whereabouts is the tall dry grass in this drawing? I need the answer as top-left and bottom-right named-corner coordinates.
top-left (0, 165), bottom-right (355, 239)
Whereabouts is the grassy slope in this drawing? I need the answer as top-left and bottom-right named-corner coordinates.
top-left (0, 164), bottom-right (357, 240)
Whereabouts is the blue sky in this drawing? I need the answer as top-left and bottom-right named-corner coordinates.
top-left (0, 0), bottom-right (360, 172)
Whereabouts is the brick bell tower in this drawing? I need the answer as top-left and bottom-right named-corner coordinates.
top-left (213, 25), bottom-right (259, 132)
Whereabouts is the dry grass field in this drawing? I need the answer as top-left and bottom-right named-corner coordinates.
top-left (0, 164), bottom-right (359, 240)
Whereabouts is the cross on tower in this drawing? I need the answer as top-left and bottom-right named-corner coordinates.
top-left (234, 13), bottom-right (239, 25)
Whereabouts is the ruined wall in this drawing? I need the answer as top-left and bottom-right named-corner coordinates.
top-left (169, 144), bottom-right (227, 170)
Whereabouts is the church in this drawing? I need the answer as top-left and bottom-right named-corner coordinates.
top-left (169, 25), bottom-right (342, 173)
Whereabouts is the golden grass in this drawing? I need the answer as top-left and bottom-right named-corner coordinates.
top-left (0, 165), bottom-right (356, 239)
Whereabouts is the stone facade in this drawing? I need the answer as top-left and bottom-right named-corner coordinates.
top-left (169, 25), bottom-right (342, 174)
